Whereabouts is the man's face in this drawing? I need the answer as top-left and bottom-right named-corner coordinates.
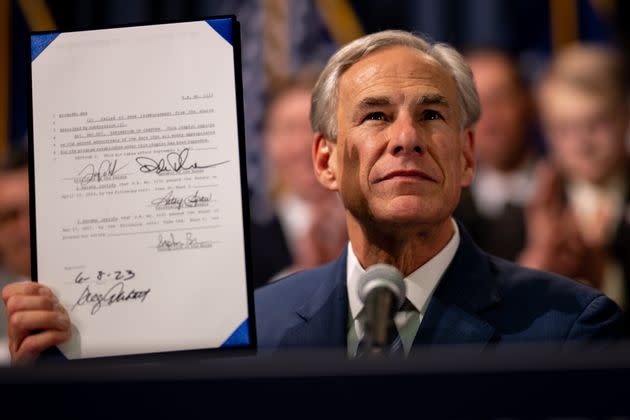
top-left (0, 168), bottom-right (30, 277)
top-left (467, 52), bottom-right (530, 171)
top-left (540, 82), bottom-right (629, 184)
top-left (265, 88), bottom-right (325, 201)
top-left (321, 46), bottom-right (474, 231)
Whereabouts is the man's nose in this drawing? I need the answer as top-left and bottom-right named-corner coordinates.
top-left (386, 113), bottom-right (425, 156)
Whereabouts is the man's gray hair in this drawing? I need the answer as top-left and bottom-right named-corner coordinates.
top-left (310, 30), bottom-right (481, 140)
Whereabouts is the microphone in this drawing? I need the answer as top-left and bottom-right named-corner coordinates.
top-left (357, 264), bottom-right (406, 356)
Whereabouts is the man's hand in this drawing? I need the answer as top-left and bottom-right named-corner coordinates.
top-left (518, 161), bottom-right (605, 287)
top-left (519, 162), bottom-right (572, 271)
top-left (2, 281), bottom-right (71, 364)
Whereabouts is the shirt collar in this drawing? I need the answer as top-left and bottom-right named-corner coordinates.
top-left (346, 218), bottom-right (460, 321)
top-left (275, 194), bottom-right (312, 249)
top-left (472, 161), bottom-right (536, 217)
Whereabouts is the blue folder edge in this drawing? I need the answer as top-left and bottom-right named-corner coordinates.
top-left (205, 18), bottom-right (233, 45)
top-left (31, 32), bottom-right (60, 62)
top-left (220, 318), bottom-right (250, 347)
top-left (31, 18), bottom-right (231, 62)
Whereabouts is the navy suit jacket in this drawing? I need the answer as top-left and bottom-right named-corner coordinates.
top-left (255, 225), bottom-right (622, 351)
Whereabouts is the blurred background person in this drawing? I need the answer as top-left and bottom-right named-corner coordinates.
top-left (250, 68), bottom-right (347, 288)
top-left (528, 43), bottom-right (630, 333)
top-left (455, 48), bottom-right (540, 261)
top-left (0, 148), bottom-right (30, 364)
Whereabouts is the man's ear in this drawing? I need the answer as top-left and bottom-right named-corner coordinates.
top-left (312, 132), bottom-right (339, 191)
top-left (460, 128), bottom-right (475, 188)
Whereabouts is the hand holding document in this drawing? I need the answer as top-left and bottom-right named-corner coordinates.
top-left (29, 17), bottom-right (253, 359)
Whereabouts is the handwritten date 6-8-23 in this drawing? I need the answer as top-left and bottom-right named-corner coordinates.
top-left (74, 269), bottom-right (135, 284)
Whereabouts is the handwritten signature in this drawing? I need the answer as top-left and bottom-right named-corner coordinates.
top-left (157, 232), bottom-right (212, 251)
top-left (77, 159), bottom-right (128, 187)
top-left (150, 190), bottom-right (210, 210)
top-left (135, 148), bottom-right (229, 175)
top-left (71, 282), bottom-right (151, 315)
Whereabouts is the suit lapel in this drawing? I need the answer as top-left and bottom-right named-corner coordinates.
top-left (414, 223), bottom-right (500, 347)
top-left (413, 297), bottom-right (497, 346)
top-left (279, 249), bottom-right (349, 348)
top-left (278, 224), bottom-right (501, 350)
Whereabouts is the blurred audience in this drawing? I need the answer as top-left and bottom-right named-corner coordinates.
top-left (456, 45), bottom-right (630, 335)
top-left (455, 49), bottom-right (539, 261)
top-left (250, 68), bottom-right (347, 288)
top-left (0, 148), bottom-right (30, 364)
top-left (528, 43), bottom-right (630, 329)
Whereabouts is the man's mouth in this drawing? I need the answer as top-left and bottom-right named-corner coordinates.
top-left (377, 169), bottom-right (437, 183)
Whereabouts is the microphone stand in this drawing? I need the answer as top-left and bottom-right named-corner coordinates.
top-left (359, 290), bottom-right (398, 357)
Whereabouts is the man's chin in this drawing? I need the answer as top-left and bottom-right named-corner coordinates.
top-left (384, 197), bottom-right (447, 219)
top-left (370, 210), bottom-right (449, 231)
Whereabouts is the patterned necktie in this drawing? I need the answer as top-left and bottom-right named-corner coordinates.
top-left (389, 299), bottom-right (415, 356)
top-left (356, 299), bottom-right (413, 358)
top-left (388, 332), bottom-right (404, 355)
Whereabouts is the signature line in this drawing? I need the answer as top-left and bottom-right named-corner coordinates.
top-left (204, 160), bottom-right (230, 168)
top-left (107, 225), bottom-right (220, 237)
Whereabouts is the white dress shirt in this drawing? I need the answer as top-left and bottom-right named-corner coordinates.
top-left (275, 194), bottom-right (312, 253)
top-left (471, 162), bottom-right (536, 218)
top-left (567, 174), bottom-right (628, 310)
top-left (346, 219), bottom-right (460, 357)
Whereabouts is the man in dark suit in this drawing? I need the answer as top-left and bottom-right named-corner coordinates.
top-left (255, 30), bottom-right (622, 355)
top-left (453, 48), bottom-right (538, 262)
top-left (251, 68), bottom-right (347, 288)
top-left (2, 30), bottom-right (622, 363)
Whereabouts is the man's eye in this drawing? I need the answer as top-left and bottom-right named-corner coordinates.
top-left (364, 112), bottom-right (387, 122)
top-left (422, 110), bottom-right (443, 121)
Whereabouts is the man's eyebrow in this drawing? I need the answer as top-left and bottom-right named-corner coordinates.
top-left (354, 94), bottom-right (449, 109)
top-left (356, 96), bottom-right (392, 108)
top-left (351, 97), bottom-right (392, 120)
top-left (416, 94), bottom-right (449, 108)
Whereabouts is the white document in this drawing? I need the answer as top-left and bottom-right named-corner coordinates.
top-left (30, 18), bottom-right (252, 359)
